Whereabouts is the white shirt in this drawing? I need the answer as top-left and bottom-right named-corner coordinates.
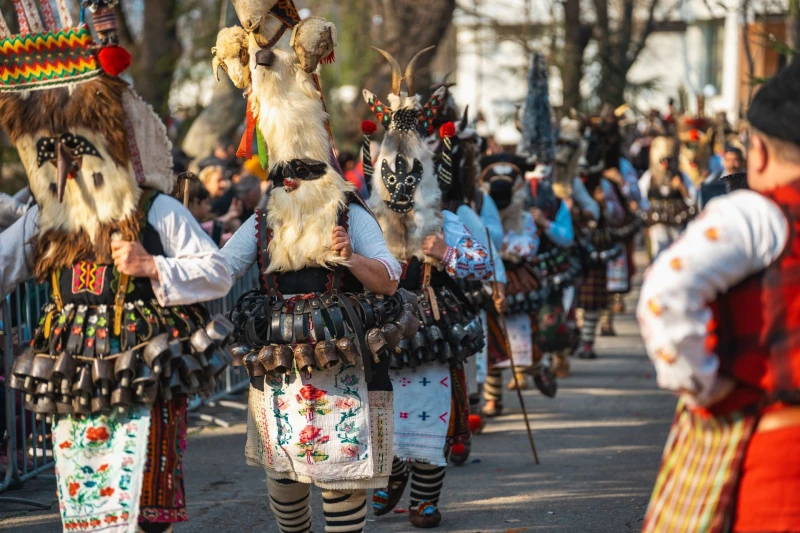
top-left (222, 203), bottom-right (402, 282)
top-left (0, 195), bottom-right (233, 306)
top-left (636, 190), bottom-right (789, 405)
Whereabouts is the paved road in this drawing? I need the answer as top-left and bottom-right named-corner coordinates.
top-left (1, 264), bottom-right (677, 532)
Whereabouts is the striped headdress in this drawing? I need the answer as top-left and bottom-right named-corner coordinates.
top-left (0, 0), bottom-right (127, 93)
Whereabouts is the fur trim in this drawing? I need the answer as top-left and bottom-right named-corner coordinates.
top-left (266, 173), bottom-right (354, 272)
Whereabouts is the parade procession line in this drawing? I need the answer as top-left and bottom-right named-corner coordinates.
top-left (0, 255), bottom-right (678, 533)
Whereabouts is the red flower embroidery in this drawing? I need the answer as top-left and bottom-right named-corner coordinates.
top-left (86, 426), bottom-right (110, 442)
top-left (97, 329), bottom-right (107, 339)
top-left (90, 519), bottom-right (101, 527)
top-left (297, 385), bottom-right (327, 402)
top-left (299, 426), bottom-right (322, 443)
top-left (104, 515), bottom-right (118, 524)
top-left (59, 441), bottom-right (72, 449)
top-left (72, 326), bottom-right (82, 335)
top-left (98, 464), bottom-right (109, 472)
top-left (69, 482), bottom-right (80, 497)
top-left (99, 487), bottom-right (115, 497)
top-left (121, 512), bottom-right (129, 520)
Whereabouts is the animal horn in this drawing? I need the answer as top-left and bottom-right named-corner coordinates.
top-left (459, 105), bottom-right (469, 132)
top-left (372, 46), bottom-right (403, 96)
top-left (212, 55), bottom-right (221, 82)
top-left (404, 46), bottom-right (436, 97)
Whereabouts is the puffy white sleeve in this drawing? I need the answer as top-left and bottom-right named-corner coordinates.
top-left (442, 210), bottom-right (494, 281)
top-left (0, 205), bottom-right (38, 298)
top-left (148, 195), bottom-right (234, 306)
top-left (636, 190), bottom-right (788, 405)
top-left (220, 213), bottom-right (259, 281)
top-left (347, 204), bottom-right (402, 282)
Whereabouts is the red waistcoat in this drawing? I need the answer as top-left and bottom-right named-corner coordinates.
top-left (709, 183), bottom-right (800, 411)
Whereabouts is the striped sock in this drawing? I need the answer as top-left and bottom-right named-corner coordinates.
top-left (484, 369), bottom-right (503, 402)
top-left (322, 489), bottom-right (367, 533)
top-left (267, 478), bottom-right (312, 533)
top-left (409, 462), bottom-right (447, 508)
top-left (581, 311), bottom-right (600, 346)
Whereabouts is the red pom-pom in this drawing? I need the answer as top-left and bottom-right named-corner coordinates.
top-left (468, 414), bottom-right (484, 434)
top-left (361, 120), bottom-right (378, 135)
top-left (98, 46), bottom-right (132, 77)
top-left (451, 444), bottom-right (467, 456)
top-left (688, 128), bottom-right (700, 142)
top-left (440, 121), bottom-right (456, 139)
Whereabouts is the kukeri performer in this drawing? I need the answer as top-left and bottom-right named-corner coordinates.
top-left (479, 154), bottom-right (542, 416)
top-left (639, 60), bottom-right (800, 533)
top-left (213, 7), bottom-right (412, 533)
top-left (639, 135), bottom-right (697, 260)
top-left (428, 103), bottom-right (508, 463)
top-left (0, 3), bottom-right (234, 532)
top-left (362, 47), bottom-right (494, 528)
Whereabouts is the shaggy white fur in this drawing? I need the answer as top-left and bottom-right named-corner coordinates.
top-left (248, 33), bottom-right (354, 272)
top-left (364, 88), bottom-right (446, 262)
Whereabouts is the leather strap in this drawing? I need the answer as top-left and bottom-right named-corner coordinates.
top-left (422, 263), bottom-right (441, 321)
top-left (271, 301), bottom-right (285, 344)
top-left (338, 295), bottom-right (372, 382)
top-left (320, 295), bottom-right (346, 338)
top-left (293, 300), bottom-right (308, 343)
top-left (309, 297), bottom-right (327, 342)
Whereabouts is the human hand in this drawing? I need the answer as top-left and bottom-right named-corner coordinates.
top-left (111, 241), bottom-right (158, 279)
top-left (422, 234), bottom-right (448, 262)
top-left (494, 283), bottom-right (507, 314)
top-left (331, 226), bottom-right (353, 260)
top-left (530, 208), bottom-right (549, 228)
top-left (603, 167), bottom-right (623, 185)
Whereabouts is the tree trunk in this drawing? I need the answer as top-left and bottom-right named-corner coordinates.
top-left (181, 3), bottom-right (247, 159)
top-left (130, 0), bottom-right (182, 121)
top-left (560, 0), bottom-right (591, 111)
top-left (788, 0), bottom-right (800, 63)
top-left (366, 0), bottom-right (456, 99)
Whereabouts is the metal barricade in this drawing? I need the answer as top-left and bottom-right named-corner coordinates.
top-left (0, 267), bottom-right (260, 498)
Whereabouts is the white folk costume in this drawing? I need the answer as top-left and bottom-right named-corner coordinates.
top-left (214, 4), bottom-right (412, 533)
top-left (0, 3), bottom-right (234, 532)
top-left (361, 48), bottom-right (493, 529)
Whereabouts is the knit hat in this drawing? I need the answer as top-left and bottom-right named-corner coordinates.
top-left (748, 59), bottom-right (800, 146)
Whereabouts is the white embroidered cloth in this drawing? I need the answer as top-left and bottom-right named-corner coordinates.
top-left (54, 407), bottom-right (151, 533)
top-left (391, 364), bottom-right (451, 466)
top-left (494, 313), bottom-right (533, 368)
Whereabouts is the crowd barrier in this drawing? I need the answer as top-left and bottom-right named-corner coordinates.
top-left (0, 267), bottom-right (259, 503)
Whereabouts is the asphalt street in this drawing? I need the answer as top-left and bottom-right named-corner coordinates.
top-left (0, 262), bottom-right (677, 533)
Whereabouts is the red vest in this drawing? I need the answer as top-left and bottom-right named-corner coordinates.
top-left (709, 183), bottom-right (800, 412)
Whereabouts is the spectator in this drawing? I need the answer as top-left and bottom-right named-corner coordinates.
top-left (199, 165), bottom-right (229, 202)
top-left (233, 174), bottom-right (263, 222)
top-left (198, 137), bottom-right (239, 173)
top-left (722, 145), bottom-right (745, 176)
top-left (338, 150), bottom-right (368, 197)
top-left (186, 181), bottom-right (241, 246)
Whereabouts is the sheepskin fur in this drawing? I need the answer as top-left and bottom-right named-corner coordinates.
top-left (232, 0), bottom-right (290, 50)
top-left (213, 26), bottom-right (252, 90)
top-left (248, 33), bottom-right (353, 272)
top-left (291, 16), bottom-right (337, 73)
top-left (364, 89), bottom-right (445, 262)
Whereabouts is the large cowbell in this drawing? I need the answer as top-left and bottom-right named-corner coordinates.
top-left (381, 154), bottom-right (423, 213)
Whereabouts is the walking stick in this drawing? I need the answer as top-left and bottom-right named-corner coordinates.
top-left (486, 228), bottom-right (540, 465)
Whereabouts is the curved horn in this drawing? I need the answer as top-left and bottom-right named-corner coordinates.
top-left (459, 105), bottom-right (469, 132)
top-left (404, 46), bottom-right (436, 97)
top-left (212, 56), bottom-right (221, 82)
top-left (371, 46), bottom-right (403, 96)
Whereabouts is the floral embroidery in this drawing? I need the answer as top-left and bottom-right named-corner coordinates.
top-left (705, 227), bottom-right (719, 241)
top-left (444, 230), bottom-right (493, 280)
top-left (670, 258), bottom-right (683, 271)
top-left (648, 298), bottom-right (664, 317)
top-left (295, 425), bottom-right (330, 463)
top-left (296, 384), bottom-right (330, 422)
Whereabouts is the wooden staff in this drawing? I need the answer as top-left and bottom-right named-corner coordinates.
top-left (486, 227), bottom-right (540, 465)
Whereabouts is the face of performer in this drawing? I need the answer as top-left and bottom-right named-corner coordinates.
top-left (747, 129), bottom-right (800, 192)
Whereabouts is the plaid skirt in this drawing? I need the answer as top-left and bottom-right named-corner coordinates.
top-left (578, 264), bottom-right (609, 311)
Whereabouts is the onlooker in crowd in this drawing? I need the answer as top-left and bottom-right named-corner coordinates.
top-left (199, 164), bottom-right (229, 204)
top-left (338, 150), bottom-right (368, 197)
top-left (198, 137), bottom-right (239, 174)
top-left (722, 145), bottom-right (746, 176)
top-left (233, 174), bottom-right (263, 222)
top-left (186, 180), bottom-right (242, 246)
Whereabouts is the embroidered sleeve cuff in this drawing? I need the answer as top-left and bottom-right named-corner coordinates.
top-left (376, 258), bottom-right (401, 282)
top-left (442, 246), bottom-right (457, 269)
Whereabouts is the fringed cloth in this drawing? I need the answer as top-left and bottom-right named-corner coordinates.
top-left (139, 398), bottom-right (189, 524)
top-left (642, 400), bottom-right (758, 533)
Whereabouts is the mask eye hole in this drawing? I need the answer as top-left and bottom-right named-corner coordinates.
top-left (387, 175), bottom-right (396, 186)
top-left (405, 177), bottom-right (415, 186)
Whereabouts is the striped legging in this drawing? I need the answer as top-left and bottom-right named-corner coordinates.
top-left (267, 477), bottom-right (367, 533)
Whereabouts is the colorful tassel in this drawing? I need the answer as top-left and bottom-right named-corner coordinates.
top-left (237, 101), bottom-right (256, 160)
top-left (361, 121), bottom-right (376, 184)
top-left (256, 126), bottom-right (268, 170)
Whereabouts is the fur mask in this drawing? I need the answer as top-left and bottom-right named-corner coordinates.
top-left (0, 77), bottom-right (173, 278)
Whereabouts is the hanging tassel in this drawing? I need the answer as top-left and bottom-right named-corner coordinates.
top-left (361, 120), bottom-right (377, 184)
top-left (321, 50), bottom-right (335, 64)
top-left (237, 99), bottom-right (256, 160)
top-left (438, 121), bottom-right (456, 188)
top-left (256, 126), bottom-right (268, 170)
